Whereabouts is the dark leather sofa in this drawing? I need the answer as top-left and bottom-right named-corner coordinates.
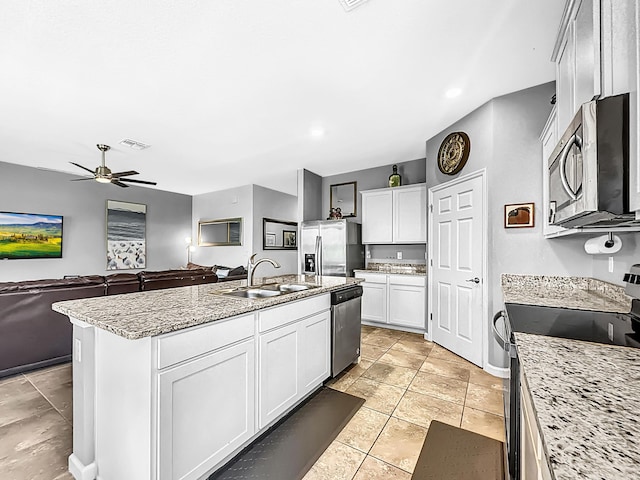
top-left (0, 267), bottom-right (239, 379)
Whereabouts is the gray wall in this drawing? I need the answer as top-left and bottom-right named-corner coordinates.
top-left (426, 82), bottom-right (593, 368)
top-left (0, 161), bottom-right (192, 283)
top-left (298, 169), bottom-right (323, 222)
top-left (191, 185), bottom-right (254, 269)
top-left (368, 244), bottom-right (426, 262)
top-left (591, 233), bottom-right (640, 284)
top-left (252, 185), bottom-right (298, 275)
top-left (321, 159), bottom-right (426, 224)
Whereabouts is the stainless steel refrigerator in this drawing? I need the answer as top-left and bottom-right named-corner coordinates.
top-left (300, 220), bottom-right (364, 277)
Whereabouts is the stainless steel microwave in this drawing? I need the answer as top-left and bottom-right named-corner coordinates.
top-left (548, 93), bottom-right (631, 228)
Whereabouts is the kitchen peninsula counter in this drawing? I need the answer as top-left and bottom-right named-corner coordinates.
top-left (53, 274), bottom-right (361, 339)
top-left (515, 332), bottom-right (640, 479)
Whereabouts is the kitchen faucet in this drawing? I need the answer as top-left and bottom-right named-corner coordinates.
top-left (247, 253), bottom-right (281, 287)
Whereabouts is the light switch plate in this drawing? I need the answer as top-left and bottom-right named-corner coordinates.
top-left (609, 256), bottom-right (614, 273)
top-left (396, 251), bottom-right (402, 260)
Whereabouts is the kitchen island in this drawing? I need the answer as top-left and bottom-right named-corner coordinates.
top-left (52, 275), bottom-right (361, 480)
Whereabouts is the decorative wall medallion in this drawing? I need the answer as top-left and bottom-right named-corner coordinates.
top-left (437, 131), bottom-right (471, 175)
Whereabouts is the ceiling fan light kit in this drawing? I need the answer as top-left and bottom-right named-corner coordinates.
top-left (69, 144), bottom-right (157, 188)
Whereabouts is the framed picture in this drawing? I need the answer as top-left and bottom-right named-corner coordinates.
top-left (504, 203), bottom-right (535, 228)
top-left (0, 211), bottom-right (63, 259)
top-left (265, 233), bottom-right (276, 247)
top-left (283, 230), bottom-right (297, 248)
top-left (106, 200), bottom-right (147, 270)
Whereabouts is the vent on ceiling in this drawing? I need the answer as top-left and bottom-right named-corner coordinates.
top-left (119, 139), bottom-right (151, 150)
top-left (339, 0), bottom-right (369, 11)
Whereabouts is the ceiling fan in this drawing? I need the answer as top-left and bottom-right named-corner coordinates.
top-left (70, 144), bottom-right (157, 188)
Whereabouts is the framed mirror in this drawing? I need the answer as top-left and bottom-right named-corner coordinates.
top-left (330, 181), bottom-right (357, 217)
top-left (263, 218), bottom-right (298, 250)
top-left (198, 217), bottom-right (242, 246)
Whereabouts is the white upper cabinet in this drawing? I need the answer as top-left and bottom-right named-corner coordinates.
top-left (361, 184), bottom-right (426, 244)
top-left (554, 0), bottom-right (601, 135)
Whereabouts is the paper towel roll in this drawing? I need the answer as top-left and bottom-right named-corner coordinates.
top-left (584, 234), bottom-right (622, 254)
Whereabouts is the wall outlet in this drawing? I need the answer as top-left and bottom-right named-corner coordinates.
top-left (396, 251), bottom-right (402, 260)
top-left (608, 322), bottom-right (614, 342)
top-left (609, 256), bottom-right (614, 273)
top-left (366, 249), bottom-right (371, 259)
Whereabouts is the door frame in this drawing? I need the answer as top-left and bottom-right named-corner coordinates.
top-left (427, 168), bottom-right (489, 368)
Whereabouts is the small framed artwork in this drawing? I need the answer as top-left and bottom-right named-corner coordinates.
top-left (504, 203), bottom-right (535, 228)
top-left (265, 233), bottom-right (276, 247)
top-left (283, 230), bottom-right (297, 248)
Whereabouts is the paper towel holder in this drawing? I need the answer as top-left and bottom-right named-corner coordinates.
top-left (604, 232), bottom-right (615, 248)
top-left (584, 232), bottom-right (623, 255)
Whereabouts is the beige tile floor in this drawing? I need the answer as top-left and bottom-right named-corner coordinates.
top-left (0, 326), bottom-right (504, 480)
top-left (304, 325), bottom-right (505, 480)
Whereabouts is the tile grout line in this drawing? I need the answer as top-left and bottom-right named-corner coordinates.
top-left (24, 375), bottom-right (72, 426)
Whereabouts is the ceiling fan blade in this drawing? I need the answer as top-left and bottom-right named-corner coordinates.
top-left (111, 170), bottom-right (139, 178)
top-left (111, 180), bottom-right (130, 188)
top-left (70, 162), bottom-right (96, 174)
top-left (70, 177), bottom-right (95, 181)
top-left (119, 178), bottom-right (157, 186)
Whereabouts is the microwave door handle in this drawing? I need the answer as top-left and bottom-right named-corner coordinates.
top-left (559, 133), bottom-right (583, 201)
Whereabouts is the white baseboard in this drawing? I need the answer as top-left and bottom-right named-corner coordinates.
top-left (484, 363), bottom-right (508, 378)
top-left (69, 454), bottom-right (97, 480)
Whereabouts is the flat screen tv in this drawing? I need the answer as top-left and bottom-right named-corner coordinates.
top-left (0, 211), bottom-right (63, 259)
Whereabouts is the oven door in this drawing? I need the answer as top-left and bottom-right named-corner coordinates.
top-left (493, 310), bottom-right (519, 480)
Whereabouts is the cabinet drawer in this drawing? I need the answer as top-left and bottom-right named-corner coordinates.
top-left (355, 272), bottom-right (387, 284)
top-left (258, 294), bottom-right (330, 333)
top-left (157, 314), bottom-right (255, 370)
top-left (388, 274), bottom-right (425, 287)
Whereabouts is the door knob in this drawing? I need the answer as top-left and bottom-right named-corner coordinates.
top-left (466, 277), bottom-right (480, 284)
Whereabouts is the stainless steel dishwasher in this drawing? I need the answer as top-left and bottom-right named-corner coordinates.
top-left (330, 285), bottom-right (363, 377)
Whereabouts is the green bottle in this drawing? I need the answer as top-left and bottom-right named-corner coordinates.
top-left (388, 165), bottom-right (401, 187)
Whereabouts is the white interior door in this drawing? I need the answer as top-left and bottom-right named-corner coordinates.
top-left (429, 173), bottom-right (484, 366)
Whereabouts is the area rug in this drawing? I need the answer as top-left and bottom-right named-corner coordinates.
top-left (209, 387), bottom-right (364, 480)
top-left (411, 420), bottom-right (505, 480)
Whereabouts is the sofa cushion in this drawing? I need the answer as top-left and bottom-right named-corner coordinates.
top-left (0, 275), bottom-right (105, 294)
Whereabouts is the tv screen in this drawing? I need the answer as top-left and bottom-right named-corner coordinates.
top-left (0, 211), bottom-right (63, 259)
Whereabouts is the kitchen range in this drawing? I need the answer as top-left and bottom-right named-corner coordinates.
top-left (495, 271), bottom-right (640, 479)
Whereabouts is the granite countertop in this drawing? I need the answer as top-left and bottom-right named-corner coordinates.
top-left (515, 332), bottom-right (640, 480)
top-left (502, 274), bottom-right (631, 313)
top-left (52, 275), bottom-right (361, 340)
top-left (354, 262), bottom-right (426, 276)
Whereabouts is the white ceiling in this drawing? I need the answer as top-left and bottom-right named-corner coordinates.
top-left (0, 0), bottom-right (564, 196)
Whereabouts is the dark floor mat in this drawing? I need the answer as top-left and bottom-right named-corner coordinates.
top-left (412, 420), bottom-right (505, 480)
top-left (209, 387), bottom-right (365, 480)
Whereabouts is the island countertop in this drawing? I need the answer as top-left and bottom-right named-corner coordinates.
top-left (515, 332), bottom-right (640, 479)
top-left (52, 275), bottom-right (361, 340)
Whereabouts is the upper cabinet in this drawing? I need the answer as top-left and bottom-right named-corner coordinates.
top-left (361, 184), bottom-right (426, 244)
top-left (553, 0), bottom-right (601, 134)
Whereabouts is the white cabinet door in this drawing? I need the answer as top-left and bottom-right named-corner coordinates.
top-left (393, 185), bottom-right (426, 243)
top-left (389, 282), bottom-right (426, 329)
top-left (299, 311), bottom-right (331, 394)
top-left (556, 21), bottom-right (576, 134)
top-left (360, 281), bottom-right (388, 323)
top-left (158, 340), bottom-right (255, 480)
top-left (258, 322), bottom-right (300, 429)
top-left (574, 0), bottom-right (601, 108)
top-left (361, 190), bottom-right (393, 243)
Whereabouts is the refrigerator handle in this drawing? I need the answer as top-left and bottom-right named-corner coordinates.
top-left (315, 235), bottom-right (322, 276)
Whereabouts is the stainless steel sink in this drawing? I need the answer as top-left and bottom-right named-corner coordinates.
top-left (223, 288), bottom-right (283, 299)
top-left (219, 282), bottom-right (317, 299)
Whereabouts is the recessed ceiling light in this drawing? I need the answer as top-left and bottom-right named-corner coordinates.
top-left (310, 127), bottom-right (325, 138)
top-left (445, 88), bottom-right (462, 98)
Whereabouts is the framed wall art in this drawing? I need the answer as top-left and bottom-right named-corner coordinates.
top-left (504, 203), bottom-right (535, 228)
top-left (0, 211), bottom-right (63, 259)
top-left (106, 200), bottom-right (147, 270)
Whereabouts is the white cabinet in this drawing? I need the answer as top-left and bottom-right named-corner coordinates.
top-left (361, 184), bottom-right (426, 244)
top-left (158, 339), bottom-right (255, 480)
top-left (388, 275), bottom-right (426, 329)
top-left (554, 0), bottom-right (601, 134)
top-left (258, 307), bottom-right (330, 429)
top-left (520, 381), bottom-right (553, 480)
top-left (356, 271), bottom-right (426, 331)
top-left (361, 190), bottom-right (393, 243)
